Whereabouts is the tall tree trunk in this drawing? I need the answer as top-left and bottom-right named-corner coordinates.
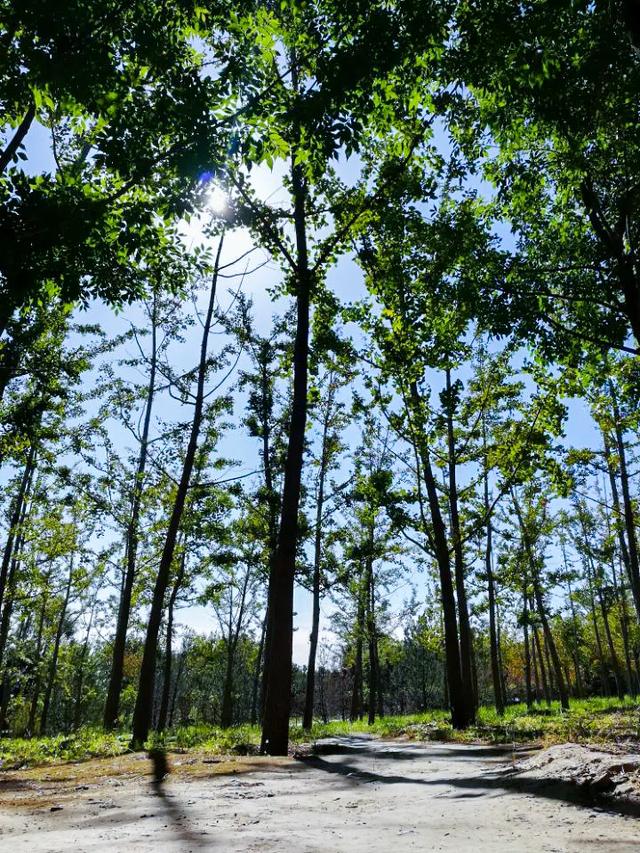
top-left (408, 382), bottom-right (470, 729)
top-left (260, 128), bottom-right (312, 755)
top-left (40, 556), bottom-right (74, 734)
top-left (221, 637), bottom-right (235, 729)
top-left (532, 579), bottom-right (569, 710)
top-left (303, 384), bottom-right (333, 729)
top-left (0, 612), bottom-right (32, 730)
top-left (156, 550), bottom-right (186, 732)
top-left (530, 622), bottom-right (540, 701)
top-left (73, 593), bottom-right (98, 730)
top-left (104, 293), bottom-right (159, 730)
top-left (0, 460), bottom-right (35, 674)
top-left (512, 491), bottom-right (568, 710)
top-left (598, 587), bottom-right (625, 700)
top-left (612, 555), bottom-right (637, 696)
top-left (350, 566), bottom-right (365, 721)
top-left (168, 651), bottom-right (184, 728)
top-left (131, 238), bottom-right (223, 748)
top-left (319, 667), bottom-right (328, 723)
top-left (532, 622), bottom-right (550, 705)
top-left (0, 446), bottom-right (36, 614)
top-left (565, 580), bottom-right (584, 698)
top-left (365, 539), bottom-right (377, 725)
top-left (445, 368), bottom-right (476, 713)
top-left (607, 384), bottom-right (640, 620)
top-left (603, 431), bottom-right (640, 620)
top-left (496, 600), bottom-right (508, 703)
top-left (586, 558), bottom-right (610, 695)
top-left (27, 591), bottom-right (48, 735)
top-left (220, 566), bottom-right (251, 729)
top-left (483, 438), bottom-right (504, 714)
top-left (250, 609), bottom-right (267, 725)
top-left (522, 583), bottom-right (533, 710)
top-left (0, 531), bottom-right (24, 728)
top-left (542, 629), bottom-right (556, 694)
top-left (251, 340), bottom-right (280, 727)
top-left (0, 523), bottom-right (28, 730)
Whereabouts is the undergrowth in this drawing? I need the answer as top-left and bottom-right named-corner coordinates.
top-left (1, 696), bottom-right (639, 770)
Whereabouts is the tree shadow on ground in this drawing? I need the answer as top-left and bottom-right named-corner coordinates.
top-left (300, 750), bottom-right (640, 819)
top-left (0, 776), bottom-right (38, 793)
top-left (147, 748), bottom-right (213, 848)
top-left (312, 738), bottom-right (532, 762)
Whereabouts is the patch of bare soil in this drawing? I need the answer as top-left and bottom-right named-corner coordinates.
top-left (0, 751), bottom-right (292, 809)
top-left (1, 739), bottom-right (640, 851)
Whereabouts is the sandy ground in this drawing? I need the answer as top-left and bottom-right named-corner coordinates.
top-left (1, 736), bottom-right (639, 852)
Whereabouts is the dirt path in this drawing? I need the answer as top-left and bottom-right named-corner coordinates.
top-left (1, 736), bottom-right (639, 852)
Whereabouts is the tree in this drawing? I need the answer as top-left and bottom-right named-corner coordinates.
top-left (0, 0), bottom-right (235, 331)
top-left (231, 301), bottom-right (292, 725)
top-left (511, 487), bottom-right (570, 711)
top-left (220, 0), bottom-right (446, 754)
top-left (131, 234), bottom-right (231, 747)
top-left (302, 361), bottom-right (352, 729)
top-left (448, 0), bottom-right (640, 353)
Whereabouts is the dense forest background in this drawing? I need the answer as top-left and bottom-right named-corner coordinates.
top-left (2, 0), bottom-right (640, 754)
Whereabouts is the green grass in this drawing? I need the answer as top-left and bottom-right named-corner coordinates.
top-left (0, 729), bottom-right (131, 770)
top-left (1, 697), bottom-right (639, 770)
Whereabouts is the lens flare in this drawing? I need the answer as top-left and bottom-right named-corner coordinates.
top-left (207, 185), bottom-right (228, 213)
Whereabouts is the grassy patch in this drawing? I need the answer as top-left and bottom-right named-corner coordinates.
top-left (0, 729), bottom-right (130, 770)
top-left (2, 697), bottom-right (639, 770)
top-left (288, 697), bottom-right (640, 747)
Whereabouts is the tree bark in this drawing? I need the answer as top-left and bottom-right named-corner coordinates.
top-left (522, 586), bottom-right (533, 708)
top-left (260, 134), bottom-right (312, 755)
top-left (0, 458), bottom-right (35, 674)
top-left (496, 599), bottom-right (508, 702)
top-left (248, 336), bottom-right (280, 727)
top-left (542, 629), bottom-right (557, 695)
top-left (445, 368), bottom-right (476, 713)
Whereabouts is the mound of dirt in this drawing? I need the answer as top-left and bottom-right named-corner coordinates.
top-left (511, 742), bottom-right (640, 800)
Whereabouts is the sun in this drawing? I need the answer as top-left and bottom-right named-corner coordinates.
top-left (206, 184), bottom-right (229, 213)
